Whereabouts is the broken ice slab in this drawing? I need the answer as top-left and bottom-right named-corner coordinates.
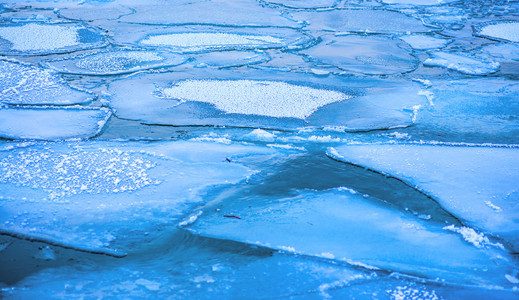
top-left (56, 4), bottom-right (133, 21)
top-left (191, 51), bottom-right (270, 68)
top-left (424, 51), bottom-right (500, 75)
top-left (107, 69), bottom-right (425, 131)
top-left (299, 35), bottom-right (417, 75)
top-left (0, 141), bottom-right (276, 256)
top-left (186, 188), bottom-right (518, 287)
top-left (260, 0), bottom-right (338, 9)
top-left (475, 21), bottom-right (519, 43)
top-left (291, 9), bottom-right (433, 34)
top-left (411, 78), bottom-right (519, 143)
top-left (0, 22), bottom-right (107, 55)
top-left (483, 43), bottom-right (519, 61)
top-left (41, 49), bottom-right (186, 76)
top-left (399, 34), bottom-right (450, 50)
top-left (0, 59), bottom-right (95, 105)
top-left (327, 144), bottom-right (519, 251)
top-left (118, 0), bottom-right (297, 27)
top-left (0, 107), bottom-right (110, 140)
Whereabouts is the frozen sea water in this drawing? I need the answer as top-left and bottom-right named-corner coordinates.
top-left (399, 34), bottom-right (450, 50)
top-left (476, 21), bottom-right (519, 43)
top-left (424, 51), bottom-right (500, 75)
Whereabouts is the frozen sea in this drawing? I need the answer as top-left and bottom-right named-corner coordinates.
top-left (0, 0), bottom-right (518, 299)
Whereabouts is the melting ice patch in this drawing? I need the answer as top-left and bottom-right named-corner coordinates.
top-left (0, 22), bottom-right (106, 55)
top-left (424, 52), bottom-right (499, 75)
top-left (399, 35), bottom-right (450, 50)
top-left (327, 144), bottom-right (519, 250)
top-left (0, 141), bottom-right (271, 255)
top-left (0, 59), bottom-right (94, 105)
top-left (300, 35), bottom-right (417, 75)
top-left (477, 21), bottom-right (519, 43)
top-left (160, 80), bottom-right (350, 119)
top-left (0, 107), bottom-right (110, 140)
top-left (42, 50), bottom-right (186, 75)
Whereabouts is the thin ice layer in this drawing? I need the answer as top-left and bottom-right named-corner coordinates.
top-left (160, 80), bottom-right (350, 119)
top-left (292, 9), bottom-right (431, 34)
top-left (0, 22), bottom-right (106, 55)
top-left (0, 107), bottom-right (110, 140)
top-left (327, 144), bottom-right (519, 249)
top-left (381, 0), bottom-right (457, 5)
top-left (424, 52), bottom-right (499, 75)
top-left (477, 21), bottom-right (519, 43)
top-left (0, 59), bottom-right (94, 105)
top-left (186, 188), bottom-right (517, 286)
top-left (261, 0), bottom-right (338, 9)
top-left (192, 51), bottom-right (269, 68)
top-left (42, 50), bottom-right (186, 75)
top-left (399, 35), bottom-right (450, 50)
top-left (300, 35), bottom-right (417, 75)
top-left (0, 141), bottom-right (272, 255)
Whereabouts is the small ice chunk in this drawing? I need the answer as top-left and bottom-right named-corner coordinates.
top-left (505, 274), bottom-right (519, 284)
top-left (161, 80), bottom-right (350, 119)
top-left (424, 52), bottom-right (500, 75)
top-left (246, 129), bottom-right (276, 141)
top-left (399, 35), bottom-right (449, 50)
top-left (34, 246), bottom-right (56, 261)
top-left (477, 21), bottom-right (519, 43)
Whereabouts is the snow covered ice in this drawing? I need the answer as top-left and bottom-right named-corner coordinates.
top-left (1, 0), bottom-right (519, 298)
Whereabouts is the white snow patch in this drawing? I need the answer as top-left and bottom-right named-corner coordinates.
top-left (485, 201), bottom-right (502, 212)
top-left (444, 225), bottom-right (503, 249)
top-left (505, 274), bottom-right (519, 284)
top-left (338, 187), bottom-right (358, 194)
top-left (387, 286), bottom-right (439, 300)
top-left (424, 52), bottom-right (500, 75)
top-left (246, 129), bottom-right (276, 141)
top-left (179, 211), bottom-right (203, 227)
top-left (479, 22), bottom-right (519, 43)
top-left (0, 23), bottom-right (79, 51)
top-left (400, 35), bottom-right (449, 50)
top-left (161, 80), bottom-right (350, 119)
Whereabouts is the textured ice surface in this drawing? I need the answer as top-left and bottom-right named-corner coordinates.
top-left (160, 80), bottom-right (350, 119)
top-left (0, 22), bottom-right (106, 55)
top-left (327, 144), bottom-right (519, 249)
top-left (292, 9), bottom-right (432, 34)
top-left (483, 44), bottom-right (519, 61)
top-left (0, 107), bottom-right (110, 140)
top-left (0, 59), bottom-right (94, 105)
top-left (381, 0), bottom-right (457, 5)
top-left (192, 51), bottom-right (269, 68)
top-left (57, 4), bottom-right (133, 21)
top-left (300, 35), bottom-right (417, 75)
top-left (399, 35), bottom-right (450, 50)
top-left (261, 0), bottom-right (338, 9)
top-left (42, 50), bottom-right (186, 75)
top-left (424, 52), bottom-right (500, 75)
top-left (0, 141), bottom-right (272, 255)
top-left (187, 188), bottom-right (516, 286)
top-left (477, 21), bottom-right (519, 43)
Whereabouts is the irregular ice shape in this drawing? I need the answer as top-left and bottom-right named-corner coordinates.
top-left (0, 107), bottom-right (110, 140)
top-left (0, 59), bottom-right (94, 105)
top-left (399, 35), bottom-right (450, 50)
top-left (42, 50), bottom-right (186, 75)
top-left (381, 0), bottom-right (457, 5)
top-left (476, 21), bottom-right (519, 43)
top-left (0, 22), bottom-right (106, 55)
top-left (187, 188), bottom-right (516, 285)
top-left (292, 9), bottom-right (431, 34)
top-left (0, 141), bottom-right (272, 255)
top-left (192, 51), bottom-right (269, 68)
top-left (160, 80), bottom-right (350, 119)
top-left (57, 4), bottom-right (133, 21)
top-left (424, 52), bottom-right (500, 75)
top-left (261, 0), bottom-right (338, 9)
top-left (483, 44), bottom-right (519, 61)
top-left (300, 35), bottom-right (417, 75)
top-left (327, 144), bottom-right (519, 249)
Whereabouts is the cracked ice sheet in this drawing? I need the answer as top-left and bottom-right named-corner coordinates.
top-left (260, 0), bottom-right (338, 9)
top-left (0, 59), bottom-right (94, 105)
top-left (327, 144), bottom-right (519, 250)
top-left (118, 0), bottom-right (298, 27)
top-left (399, 34), bottom-right (450, 50)
top-left (41, 49), bottom-right (186, 76)
top-left (106, 24), bottom-right (312, 54)
top-left (381, 0), bottom-right (458, 5)
top-left (424, 52), bottom-right (500, 75)
top-left (299, 35), bottom-right (417, 75)
top-left (0, 107), bottom-right (110, 140)
top-left (186, 188), bottom-right (518, 287)
top-left (107, 70), bottom-right (424, 131)
top-left (0, 22), bottom-right (107, 55)
top-left (291, 9), bottom-right (432, 34)
top-left (0, 141), bottom-right (275, 256)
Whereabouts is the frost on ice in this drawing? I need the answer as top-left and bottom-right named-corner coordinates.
top-left (300, 35), bottom-right (417, 75)
top-left (42, 50), bottom-right (186, 76)
top-left (424, 52), bottom-right (500, 75)
top-left (0, 22), bottom-right (106, 55)
top-left (160, 80), bottom-right (350, 119)
top-left (0, 141), bottom-right (271, 255)
top-left (327, 144), bottom-right (519, 250)
top-left (0, 59), bottom-right (94, 105)
top-left (399, 35), bottom-right (450, 50)
top-left (476, 21), bottom-right (519, 43)
top-left (0, 107), bottom-right (110, 140)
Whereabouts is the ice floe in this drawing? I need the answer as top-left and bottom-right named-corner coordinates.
top-left (0, 59), bottom-right (94, 105)
top-left (0, 141), bottom-right (274, 255)
top-left (192, 51), bottom-right (269, 68)
top-left (399, 34), bottom-right (450, 50)
top-left (424, 51), bottom-right (500, 75)
top-left (0, 22), bottom-right (107, 55)
top-left (327, 144), bottom-right (519, 250)
top-left (261, 0), bottom-right (338, 9)
top-left (381, 0), bottom-right (458, 5)
top-left (476, 21), bottom-right (519, 43)
top-left (300, 35), bottom-right (417, 75)
top-left (186, 188), bottom-right (517, 286)
top-left (41, 49), bottom-right (186, 75)
top-left (0, 107), bottom-right (110, 140)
